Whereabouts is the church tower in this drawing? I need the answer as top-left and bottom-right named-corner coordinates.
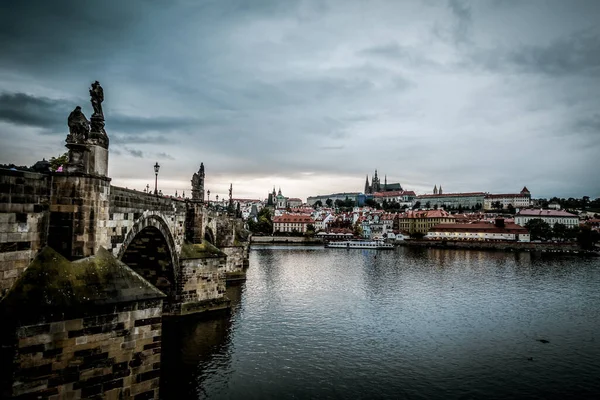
top-left (439, 186), bottom-right (443, 195)
top-left (372, 169), bottom-right (381, 193)
top-left (364, 175), bottom-right (370, 194)
top-left (191, 162), bottom-right (205, 202)
top-left (433, 185), bottom-right (438, 195)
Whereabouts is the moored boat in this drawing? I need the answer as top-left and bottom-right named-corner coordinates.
top-left (325, 240), bottom-right (394, 249)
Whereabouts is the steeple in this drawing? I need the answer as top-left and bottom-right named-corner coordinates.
top-left (364, 175), bottom-right (370, 194)
top-left (439, 185), bottom-right (443, 195)
top-left (384, 175), bottom-right (387, 191)
top-left (433, 185), bottom-right (438, 195)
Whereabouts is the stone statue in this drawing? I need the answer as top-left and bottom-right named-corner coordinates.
top-left (67, 106), bottom-right (90, 143)
top-left (89, 81), bottom-right (104, 118)
top-left (191, 163), bottom-right (205, 202)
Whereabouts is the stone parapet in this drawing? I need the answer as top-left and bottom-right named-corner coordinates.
top-left (0, 169), bottom-right (50, 297)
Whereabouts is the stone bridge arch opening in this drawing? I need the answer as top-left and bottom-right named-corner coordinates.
top-left (118, 214), bottom-right (179, 304)
top-left (204, 227), bottom-right (215, 245)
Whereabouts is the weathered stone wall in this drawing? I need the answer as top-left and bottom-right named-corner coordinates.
top-left (48, 174), bottom-right (111, 260)
top-left (0, 169), bottom-right (50, 296)
top-left (220, 246), bottom-right (246, 278)
top-left (9, 300), bottom-right (163, 399)
top-left (175, 257), bottom-right (228, 315)
top-left (108, 187), bottom-right (186, 260)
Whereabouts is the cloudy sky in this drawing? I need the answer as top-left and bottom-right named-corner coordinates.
top-left (0, 0), bottom-right (599, 201)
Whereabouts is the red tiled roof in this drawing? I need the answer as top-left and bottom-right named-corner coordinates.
top-left (373, 190), bottom-right (416, 197)
top-left (400, 210), bottom-right (454, 219)
top-left (485, 194), bottom-right (528, 199)
top-left (273, 214), bottom-right (314, 223)
top-left (417, 192), bottom-right (485, 198)
top-left (430, 223), bottom-right (528, 233)
top-left (517, 209), bottom-right (577, 218)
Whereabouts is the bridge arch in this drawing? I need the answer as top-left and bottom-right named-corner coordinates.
top-left (204, 226), bottom-right (215, 245)
top-left (117, 213), bottom-right (179, 295)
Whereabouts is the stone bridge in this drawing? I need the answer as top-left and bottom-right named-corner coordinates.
top-left (0, 167), bottom-right (250, 315)
top-left (0, 81), bottom-right (250, 400)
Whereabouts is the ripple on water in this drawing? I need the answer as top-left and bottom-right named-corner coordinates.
top-left (161, 247), bottom-right (600, 400)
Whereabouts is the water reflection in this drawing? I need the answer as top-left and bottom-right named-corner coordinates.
top-left (161, 247), bottom-right (600, 400)
top-left (161, 285), bottom-right (243, 399)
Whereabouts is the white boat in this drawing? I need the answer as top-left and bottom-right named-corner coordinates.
top-left (325, 240), bottom-right (394, 249)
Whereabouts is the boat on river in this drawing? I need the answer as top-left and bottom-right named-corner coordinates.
top-left (325, 240), bottom-right (394, 249)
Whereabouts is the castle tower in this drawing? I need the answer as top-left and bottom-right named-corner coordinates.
top-left (191, 163), bottom-right (205, 202)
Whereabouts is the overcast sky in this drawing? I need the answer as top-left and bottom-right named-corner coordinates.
top-left (0, 0), bottom-right (599, 201)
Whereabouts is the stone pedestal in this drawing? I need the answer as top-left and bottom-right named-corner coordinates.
top-left (65, 142), bottom-right (108, 177)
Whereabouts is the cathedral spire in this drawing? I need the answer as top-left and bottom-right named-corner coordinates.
top-left (433, 185), bottom-right (438, 195)
top-left (364, 174), bottom-right (370, 194)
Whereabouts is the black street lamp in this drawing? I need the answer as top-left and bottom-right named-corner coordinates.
top-left (154, 162), bottom-right (160, 195)
top-left (207, 190), bottom-right (210, 205)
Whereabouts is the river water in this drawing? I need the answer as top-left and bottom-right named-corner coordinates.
top-left (161, 246), bottom-right (600, 400)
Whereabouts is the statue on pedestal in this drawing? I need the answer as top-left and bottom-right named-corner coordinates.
top-left (88, 81), bottom-right (109, 148)
top-left (191, 163), bottom-right (205, 202)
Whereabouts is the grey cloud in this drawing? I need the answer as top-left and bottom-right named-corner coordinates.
top-left (156, 152), bottom-right (175, 160)
top-left (506, 31), bottom-right (600, 76)
top-left (0, 92), bottom-right (73, 133)
top-left (0, 91), bottom-right (203, 141)
top-left (125, 148), bottom-right (144, 158)
top-left (467, 30), bottom-right (600, 76)
top-left (448, 0), bottom-right (472, 44)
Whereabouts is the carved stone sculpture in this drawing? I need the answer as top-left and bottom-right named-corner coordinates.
top-left (66, 106), bottom-right (90, 143)
top-left (191, 163), bottom-right (205, 202)
top-left (89, 81), bottom-right (104, 118)
top-left (88, 80), bottom-right (109, 148)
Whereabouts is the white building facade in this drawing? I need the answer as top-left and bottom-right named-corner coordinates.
top-left (515, 209), bottom-right (579, 228)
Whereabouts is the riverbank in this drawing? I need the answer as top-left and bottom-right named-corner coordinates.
top-left (251, 236), bottom-right (322, 245)
top-left (398, 239), bottom-right (598, 256)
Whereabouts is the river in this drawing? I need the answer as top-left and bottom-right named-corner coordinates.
top-left (161, 246), bottom-right (600, 399)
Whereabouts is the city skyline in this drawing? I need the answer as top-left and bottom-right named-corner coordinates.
top-left (0, 1), bottom-right (599, 201)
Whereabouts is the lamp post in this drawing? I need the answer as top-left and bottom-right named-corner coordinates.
top-left (207, 190), bottom-right (210, 206)
top-left (153, 162), bottom-right (160, 195)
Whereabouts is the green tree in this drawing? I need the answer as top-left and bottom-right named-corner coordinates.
top-left (412, 201), bottom-right (421, 210)
top-left (353, 221), bottom-right (363, 237)
top-left (252, 207), bottom-right (273, 234)
top-left (507, 204), bottom-right (516, 214)
top-left (577, 225), bottom-right (600, 250)
top-left (552, 222), bottom-right (568, 241)
top-left (313, 200), bottom-right (323, 209)
top-left (326, 198), bottom-right (333, 207)
top-left (524, 218), bottom-right (552, 241)
top-left (425, 201), bottom-right (431, 209)
top-left (49, 152), bottom-right (69, 171)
